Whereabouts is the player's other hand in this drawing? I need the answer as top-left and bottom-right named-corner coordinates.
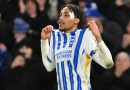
top-left (88, 20), bottom-right (102, 43)
top-left (41, 25), bottom-right (53, 40)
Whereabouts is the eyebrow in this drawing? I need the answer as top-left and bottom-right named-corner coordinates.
top-left (60, 12), bottom-right (69, 14)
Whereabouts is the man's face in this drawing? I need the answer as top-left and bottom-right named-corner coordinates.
top-left (59, 7), bottom-right (76, 31)
top-left (26, 1), bottom-right (37, 15)
top-left (115, 53), bottom-right (130, 71)
top-left (37, 0), bottom-right (46, 6)
top-left (115, 0), bottom-right (125, 6)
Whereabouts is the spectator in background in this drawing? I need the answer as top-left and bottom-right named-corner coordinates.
top-left (122, 21), bottom-right (130, 54)
top-left (0, 41), bottom-right (9, 90)
top-left (9, 17), bottom-right (32, 89)
top-left (11, 18), bottom-right (34, 56)
top-left (0, 42), bottom-right (8, 72)
top-left (18, 0), bottom-right (50, 54)
top-left (113, 0), bottom-right (130, 32)
top-left (79, 0), bottom-right (86, 11)
top-left (85, 3), bottom-right (123, 56)
top-left (3, 17), bottom-right (51, 90)
top-left (0, 0), bottom-right (19, 22)
top-left (22, 0), bottom-right (40, 35)
top-left (97, 51), bottom-right (130, 90)
top-left (93, 0), bottom-right (130, 32)
top-left (36, 0), bottom-right (51, 29)
top-left (79, 1), bottom-right (98, 12)
top-left (0, 16), bottom-right (15, 51)
top-left (19, 0), bottom-right (49, 38)
top-left (36, 0), bottom-right (48, 12)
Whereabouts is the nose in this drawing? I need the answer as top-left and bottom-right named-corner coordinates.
top-left (59, 15), bottom-right (64, 20)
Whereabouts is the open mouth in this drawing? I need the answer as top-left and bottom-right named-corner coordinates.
top-left (59, 21), bottom-right (65, 26)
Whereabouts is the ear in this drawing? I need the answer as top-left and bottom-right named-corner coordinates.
top-left (74, 18), bottom-right (80, 24)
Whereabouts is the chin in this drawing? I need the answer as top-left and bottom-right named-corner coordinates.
top-left (59, 27), bottom-right (64, 31)
top-left (59, 26), bottom-right (68, 32)
top-left (59, 29), bottom-right (66, 32)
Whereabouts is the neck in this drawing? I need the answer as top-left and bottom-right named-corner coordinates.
top-left (65, 25), bottom-right (77, 33)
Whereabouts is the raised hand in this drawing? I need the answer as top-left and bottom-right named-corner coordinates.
top-left (88, 20), bottom-right (102, 43)
top-left (41, 25), bottom-right (54, 40)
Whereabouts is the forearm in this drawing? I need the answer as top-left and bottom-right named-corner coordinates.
top-left (41, 39), bottom-right (55, 72)
top-left (94, 41), bottom-right (114, 69)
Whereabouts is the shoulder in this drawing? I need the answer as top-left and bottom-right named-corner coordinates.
top-left (81, 28), bottom-right (96, 42)
top-left (77, 28), bottom-right (94, 38)
top-left (51, 29), bottom-right (60, 35)
top-left (77, 28), bottom-right (92, 34)
top-left (84, 28), bottom-right (93, 36)
top-left (52, 29), bottom-right (60, 33)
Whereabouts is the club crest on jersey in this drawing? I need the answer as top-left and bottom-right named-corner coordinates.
top-left (69, 35), bottom-right (75, 47)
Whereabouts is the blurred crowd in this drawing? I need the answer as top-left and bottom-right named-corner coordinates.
top-left (0, 0), bottom-right (130, 90)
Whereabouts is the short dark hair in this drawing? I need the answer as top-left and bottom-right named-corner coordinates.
top-left (61, 4), bottom-right (87, 29)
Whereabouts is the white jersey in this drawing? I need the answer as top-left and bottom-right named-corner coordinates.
top-left (41, 28), bottom-right (114, 90)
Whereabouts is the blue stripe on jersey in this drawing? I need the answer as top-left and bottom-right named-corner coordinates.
top-left (67, 61), bottom-right (74, 90)
top-left (56, 63), bottom-right (62, 90)
top-left (73, 29), bottom-right (86, 90)
top-left (57, 32), bottom-right (61, 50)
top-left (47, 56), bottom-right (52, 63)
top-left (52, 31), bottom-right (56, 53)
top-left (61, 61), bottom-right (67, 90)
top-left (63, 34), bottom-right (67, 48)
top-left (77, 75), bottom-right (82, 90)
top-left (89, 50), bottom-right (96, 57)
top-left (73, 29), bottom-right (86, 71)
top-left (69, 32), bottom-right (75, 47)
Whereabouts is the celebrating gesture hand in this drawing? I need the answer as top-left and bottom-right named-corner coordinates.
top-left (88, 20), bottom-right (102, 43)
top-left (41, 25), bottom-right (54, 40)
